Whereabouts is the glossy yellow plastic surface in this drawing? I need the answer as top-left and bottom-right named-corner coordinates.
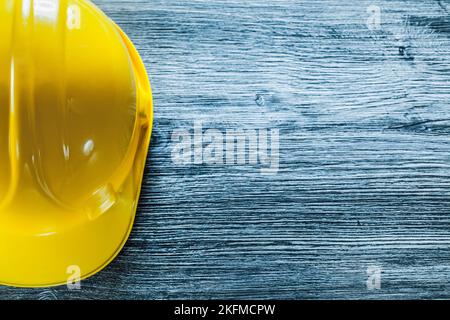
top-left (0, 0), bottom-right (153, 287)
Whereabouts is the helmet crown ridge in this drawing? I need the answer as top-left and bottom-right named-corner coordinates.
top-left (1, 0), bottom-right (138, 215)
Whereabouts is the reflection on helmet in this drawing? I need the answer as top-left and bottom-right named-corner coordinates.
top-left (0, 0), bottom-right (153, 287)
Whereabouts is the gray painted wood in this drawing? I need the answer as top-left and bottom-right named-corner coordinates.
top-left (2, 0), bottom-right (450, 299)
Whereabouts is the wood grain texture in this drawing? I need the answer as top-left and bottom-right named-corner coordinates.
top-left (2, 0), bottom-right (450, 299)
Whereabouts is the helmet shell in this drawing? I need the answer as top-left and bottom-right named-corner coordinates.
top-left (0, 0), bottom-right (153, 287)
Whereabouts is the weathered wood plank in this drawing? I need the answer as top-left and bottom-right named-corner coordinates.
top-left (2, 0), bottom-right (450, 299)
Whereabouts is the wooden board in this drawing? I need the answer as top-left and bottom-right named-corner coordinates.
top-left (2, 0), bottom-right (450, 299)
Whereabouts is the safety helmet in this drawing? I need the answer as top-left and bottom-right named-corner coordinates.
top-left (0, 0), bottom-right (153, 287)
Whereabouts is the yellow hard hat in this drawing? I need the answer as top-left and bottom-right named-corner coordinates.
top-left (0, 0), bottom-right (153, 287)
